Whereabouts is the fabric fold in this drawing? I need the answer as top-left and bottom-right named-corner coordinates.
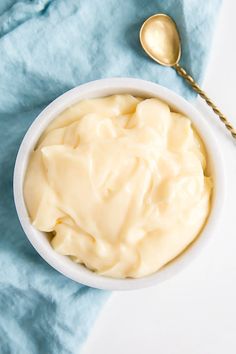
top-left (0, 0), bottom-right (53, 37)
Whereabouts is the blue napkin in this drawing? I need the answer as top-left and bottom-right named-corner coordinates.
top-left (0, 0), bottom-right (221, 353)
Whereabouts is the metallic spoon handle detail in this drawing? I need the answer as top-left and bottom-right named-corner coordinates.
top-left (174, 63), bottom-right (236, 139)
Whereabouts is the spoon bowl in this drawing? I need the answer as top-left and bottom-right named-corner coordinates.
top-left (140, 14), bottom-right (181, 67)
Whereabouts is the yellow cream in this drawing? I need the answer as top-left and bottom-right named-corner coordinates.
top-left (24, 94), bottom-right (212, 278)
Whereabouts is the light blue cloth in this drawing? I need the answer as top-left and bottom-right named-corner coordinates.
top-left (0, 0), bottom-right (221, 353)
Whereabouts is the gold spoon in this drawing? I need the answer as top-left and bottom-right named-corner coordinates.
top-left (140, 13), bottom-right (236, 139)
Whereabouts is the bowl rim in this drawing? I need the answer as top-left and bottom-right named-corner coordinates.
top-left (13, 77), bottom-right (225, 290)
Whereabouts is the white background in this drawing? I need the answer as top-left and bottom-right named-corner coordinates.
top-left (83, 2), bottom-right (236, 353)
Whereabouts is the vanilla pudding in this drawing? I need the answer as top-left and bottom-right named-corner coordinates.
top-left (24, 94), bottom-right (212, 278)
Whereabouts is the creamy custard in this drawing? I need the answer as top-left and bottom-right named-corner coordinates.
top-left (24, 94), bottom-right (212, 278)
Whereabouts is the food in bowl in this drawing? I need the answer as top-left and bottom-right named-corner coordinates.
top-left (24, 94), bottom-right (212, 278)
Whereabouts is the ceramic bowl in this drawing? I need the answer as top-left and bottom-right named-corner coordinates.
top-left (13, 78), bottom-right (225, 290)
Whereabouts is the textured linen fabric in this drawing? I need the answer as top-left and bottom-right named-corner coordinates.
top-left (0, 0), bottom-right (221, 353)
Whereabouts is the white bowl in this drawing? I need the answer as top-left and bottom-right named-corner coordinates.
top-left (13, 78), bottom-right (225, 290)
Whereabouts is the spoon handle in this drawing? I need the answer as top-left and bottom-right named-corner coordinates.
top-left (174, 63), bottom-right (236, 139)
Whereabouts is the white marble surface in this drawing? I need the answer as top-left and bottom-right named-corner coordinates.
top-left (83, 2), bottom-right (236, 353)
